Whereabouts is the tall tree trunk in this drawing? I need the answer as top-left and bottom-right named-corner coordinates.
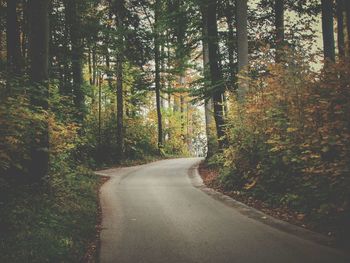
top-left (160, 36), bottom-right (165, 109)
top-left (98, 72), bottom-right (102, 146)
top-left (345, 1), bottom-right (350, 55)
top-left (180, 92), bottom-right (185, 142)
top-left (64, 0), bottom-right (84, 121)
top-left (116, 51), bottom-right (124, 162)
top-left (28, 0), bottom-right (49, 181)
top-left (92, 45), bottom-right (97, 85)
top-left (236, 0), bottom-right (248, 100)
top-left (88, 48), bottom-right (93, 85)
top-left (21, 0), bottom-right (29, 67)
top-left (105, 2), bottom-right (114, 92)
top-left (275, 0), bottom-right (285, 63)
top-left (0, 0), bottom-right (4, 64)
top-left (225, 8), bottom-right (236, 90)
top-left (115, 0), bottom-right (125, 161)
top-left (337, 0), bottom-right (345, 58)
top-left (202, 3), bottom-right (217, 157)
top-left (6, 0), bottom-right (22, 75)
top-left (321, 0), bottom-right (336, 62)
top-left (62, 5), bottom-right (71, 95)
top-left (155, 0), bottom-right (163, 151)
top-left (203, 0), bottom-right (226, 149)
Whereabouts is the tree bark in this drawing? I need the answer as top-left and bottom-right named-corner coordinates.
top-left (98, 72), bottom-right (102, 146)
top-left (21, 0), bottom-right (29, 65)
top-left (64, 0), bottom-right (85, 121)
top-left (92, 45), bottom-right (97, 85)
top-left (236, 0), bottom-right (248, 100)
top-left (155, 0), bottom-right (163, 151)
top-left (88, 48), bottom-right (93, 85)
top-left (6, 0), bottom-right (22, 75)
top-left (275, 0), bottom-right (285, 63)
top-left (202, 2), bottom-right (217, 157)
top-left (224, 5), bottom-right (237, 90)
top-left (28, 0), bottom-right (49, 181)
top-left (345, 1), bottom-right (350, 55)
top-left (337, 0), bottom-right (345, 58)
top-left (0, 0), bottom-right (4, 63)
top-left (116, 48), bottom-right (124, 162)
top-left (321, 0), bottom-right (335, 62)
top-left (203, 0), bottom-right (226, 149)
top-left (180, 92), bottom-right (185, 142)
top-left (115, 0), bottom-right (125, 161)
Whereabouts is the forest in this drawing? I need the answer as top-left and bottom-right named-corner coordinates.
top-left (0, 0), bottom-right (349, 261)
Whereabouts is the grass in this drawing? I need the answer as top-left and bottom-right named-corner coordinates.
top-left (0, 167), bottom-right (101, 263)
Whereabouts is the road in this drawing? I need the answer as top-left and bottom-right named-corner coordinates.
top-left (98, 158), bottom-right (349, 263)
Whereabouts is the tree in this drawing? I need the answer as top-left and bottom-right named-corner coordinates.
top-left (6, 0), bottom-right (22, 75)
top-left (345, 1), bottom-right (350, 54)
top-left (114, 0), bottom-right (125, 161)
top-left (154, 0), bottom-right (163, 151)
top-left (336, 0), bottom-right (345, 58)
top-left (28, 0), bottom-right (49, 180)
top-left (221, 0), bottom-right (237, 90)
top-left (201, 0), bottom-right (217, 157)
top-left (201, 0), bottom-right (226, 149)
top-left (63, 0), bottom-right (85, 121)
top-left (236, 0), bottom-right (248, 100)
top-left (275, 0), bottom-right (285, 62)
top-left (321, 0), bottom-right (335, 62)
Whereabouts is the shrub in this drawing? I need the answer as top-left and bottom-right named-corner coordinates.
top-left (219, 54), bottom-right (350, 236)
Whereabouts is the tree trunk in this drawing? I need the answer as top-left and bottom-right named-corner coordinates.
top-left (275, 0), bottom-right (285, 63)
top-left (203, 0), bottom-right (226, 149)
top-left (28, 0), bottom-right (49, 181)
top-left (337, 0), bottom-right (345, 58)
top-left (180, 93), bottom-right (185, 142)
top-left (225, 8), bottom-right (236, 90)
top-left (92, 45), bottom-right (97, 85)
top-left (105, 2), bottom-right (114, 92)
top-left (21, 0), bottom-right (29, 65)
top-left (0, 0), bottom-right (4, 64)
top-left (6, 0), bottom-right (22, 75)
top-left (62, 5), bottom-right (72, 95)
top-left (64, 0), bottom-right (84, 121)
top-left (98, 72), bottom-right (102, 146)
top-left (88, 48), bottom-right (93, 85)
top-left (155, 0), bottom-right (163, 151)
top-left (115, 0), bottom-right (125, 161)
top-left (236, 0), bottom-right (248, 100)
top-left (116, 49), bottom-right (124, 162)
top-left (345, 1), bottom-right (350, 55)
top-left (202, 3), bottom-right (217, 157)
top-left (321, 0), bottom-right (335, 62)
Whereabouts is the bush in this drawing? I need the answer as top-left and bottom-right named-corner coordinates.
top-left (218, 54), bottom-right (350, 237)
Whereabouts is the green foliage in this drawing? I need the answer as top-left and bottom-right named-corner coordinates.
top-left (0, 78), bottom-right (100, 262)
top-left (0, 168), bottom-right (100, 263)
top-left (0, 83), bottom-right (33, 174)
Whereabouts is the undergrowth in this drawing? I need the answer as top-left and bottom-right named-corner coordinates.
top-left (0, 166), bottom-right (101, 262)
top-left (208, 55), bottom-right (350, 243)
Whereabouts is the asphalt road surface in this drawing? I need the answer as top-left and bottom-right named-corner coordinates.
top-left (98, 158), bottom-right (349, 263)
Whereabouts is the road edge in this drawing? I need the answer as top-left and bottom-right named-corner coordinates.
top-left (188, 161), bottom-right (339, 249)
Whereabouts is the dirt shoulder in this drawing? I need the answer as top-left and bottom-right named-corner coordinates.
top-left (197, 162), bottom-right (350, 250)
top-left (82, 176), bottom-right (110, 263)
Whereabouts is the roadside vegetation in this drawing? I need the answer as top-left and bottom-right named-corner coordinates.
top-left (204, 57), bottom-right (350, 243)
top-left (198, 0), bottom-right (350, 245)
top-left (0, 168), bottom-right (100, 262)
top-left (0, 0), bottom-right (202, 261)
top-left (1, 0), bottom-right (350, 260)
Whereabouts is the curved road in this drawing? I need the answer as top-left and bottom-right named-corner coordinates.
top-left (98, 158), bottom-right (349, 263)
